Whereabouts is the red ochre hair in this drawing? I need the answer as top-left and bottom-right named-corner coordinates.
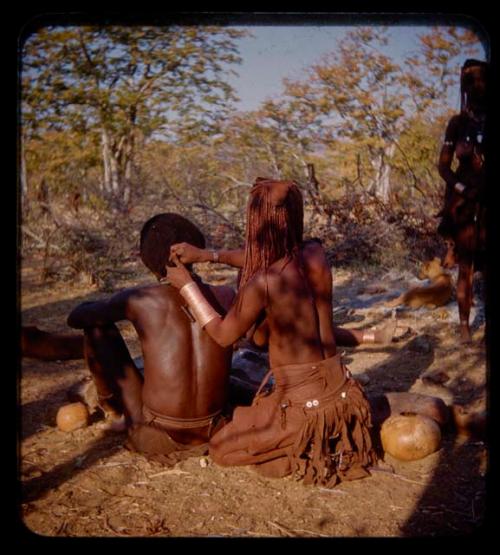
top-left (237, 178), bottom-right (304, 306)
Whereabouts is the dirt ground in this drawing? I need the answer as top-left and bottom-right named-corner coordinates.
top-left (18, 253), bottom-right (489, 538)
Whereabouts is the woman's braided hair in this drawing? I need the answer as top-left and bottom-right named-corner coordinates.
top-left (236, 178), bottom-right (303, 308)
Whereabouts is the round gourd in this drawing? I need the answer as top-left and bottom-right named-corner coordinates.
top-left (380, 413), bottom-right (441, 461)
top-left (56, 402), bottom-right (89, 432)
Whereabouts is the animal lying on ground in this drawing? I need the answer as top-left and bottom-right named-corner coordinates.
top-left (21, 325), bottom-right (84, 360)
top-left (386, 257), bottom-right (453, 309)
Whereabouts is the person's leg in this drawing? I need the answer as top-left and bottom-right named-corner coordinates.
top-left (442, 239), bottom-right (457, 269)
top-left (456, 260), bottom-right (474, 343)
top-left (84, 324), bottom-right (144, 427)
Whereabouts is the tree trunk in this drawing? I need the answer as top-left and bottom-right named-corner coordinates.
top-left (370, 143), bottom-right (394, 202)
top-left (102, 127), bottom-right (135, 211)
top-left (101, 129), bottom-right (112, 194)
top-left (20, 138), bottom-right (28, 209)
top-left (380, 143), bottom-right (395, 202)
top-left (122, 134), bottom-right (134, 207)
top-left (109, 151), bottom-right (120, 196)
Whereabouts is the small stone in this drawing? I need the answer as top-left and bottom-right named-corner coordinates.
top-left (355, 373), bottom-right (370, 386)
top-left (199, 457), bottom-right (209, 468)
top-left (422, 370), bottom-right (450, 385)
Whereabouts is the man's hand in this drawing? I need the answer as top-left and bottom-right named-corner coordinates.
top-left (169, 242), bottom-right (206, 265)
top-left (166, 254), bottom-right (195, 290)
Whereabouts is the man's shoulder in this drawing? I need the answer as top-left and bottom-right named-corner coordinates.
top-left (127, 283), bottom-right (180, 311)
top-left (198, 281), bottom-right (235, 313)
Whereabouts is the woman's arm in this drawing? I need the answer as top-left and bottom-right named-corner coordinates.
top-left (438, 115), bottom-right (461, 190)
top-left (166, 257), bottom-right (266, 347)
top-left (217, 249), bottom-right (245, 268)
top-left (170, 243), bottom-right (245, 268)
top-left (203, 275), bottom-right (266, 347)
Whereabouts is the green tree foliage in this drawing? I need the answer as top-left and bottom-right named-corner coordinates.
top-left (22, 25), bottom-right (246, 210)
top-left (403, 26), bottom-right (479, 115)
top-left (20, 24), bottom-right (486, 283)
top-left (300, 27), bottom-right (407, 202)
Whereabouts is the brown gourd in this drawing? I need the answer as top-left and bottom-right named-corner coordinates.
top-left (56, 402), bottom-right (89, 432)
top-left (380, 413), bottom-right (441, 461)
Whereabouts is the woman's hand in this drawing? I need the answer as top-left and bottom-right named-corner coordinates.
top-left (169, 242), bottom-right (206, 265)
top-left (166, 255), bottom-right (195, 290)
top-left (448, 193), bottom-right (465, 219)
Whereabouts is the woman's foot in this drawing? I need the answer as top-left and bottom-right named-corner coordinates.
top-left (459, 324), bottom-right (472, 344)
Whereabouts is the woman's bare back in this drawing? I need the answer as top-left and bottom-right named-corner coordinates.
top-left (264, 241), bottom-right (337, 367)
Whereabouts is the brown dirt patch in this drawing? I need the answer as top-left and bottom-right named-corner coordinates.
top-left (19, 255), bottom-right (489, 538)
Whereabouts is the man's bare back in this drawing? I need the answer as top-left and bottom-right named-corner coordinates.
top-left (124, 281), bottom-right (234, 422)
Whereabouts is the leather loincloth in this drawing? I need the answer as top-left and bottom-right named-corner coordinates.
top-left (126, 404), bottom-right (226, 466)
top-left (209, 353), bottom-right (377, 487)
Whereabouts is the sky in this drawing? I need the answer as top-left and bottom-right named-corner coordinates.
top-left (227, 25), bottom-right (487, 113)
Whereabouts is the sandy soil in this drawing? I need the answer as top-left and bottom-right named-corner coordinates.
top-left (19, 254), bottom-right (489, 538)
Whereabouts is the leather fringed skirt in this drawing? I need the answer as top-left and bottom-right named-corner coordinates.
top-left (209, 353), bottom-right (377, 487)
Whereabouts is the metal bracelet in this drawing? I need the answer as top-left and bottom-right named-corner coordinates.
top-left (179, 281), bottom-right (221, 328)
top-left (363, 331), bottom-right (376, 343)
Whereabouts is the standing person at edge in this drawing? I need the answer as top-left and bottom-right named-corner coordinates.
top-left (67, 213), bottom-right (235, 464)
top-left (437, 59), bottom-right (488, 343)
top-left (166, 179), bottom-right (377, 488)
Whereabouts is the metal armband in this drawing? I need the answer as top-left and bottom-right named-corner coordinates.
top-left (179, 281), bottom-right (221, 328)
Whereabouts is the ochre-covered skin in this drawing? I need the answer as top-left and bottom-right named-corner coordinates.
top-left (21, 326), bottom-right (84, 360)
top-left (167, 181), bottom-right (377, 486)
top-left (67, 280), bottom-right (235, 446)
top-left (436, 60), bottom-right (487, 343)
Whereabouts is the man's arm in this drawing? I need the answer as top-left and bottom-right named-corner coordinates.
top-left (67, 288), bottom-right (137, 329)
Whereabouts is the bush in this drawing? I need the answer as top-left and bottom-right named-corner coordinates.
top-left (305, 191), bottom-right (445, 272)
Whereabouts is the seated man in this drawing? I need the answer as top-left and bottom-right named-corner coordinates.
top-left (67, 213), bottom-right (235, 464)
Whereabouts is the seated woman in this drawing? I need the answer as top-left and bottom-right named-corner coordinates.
top-left (167, 179), bottom-right (377, 488)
